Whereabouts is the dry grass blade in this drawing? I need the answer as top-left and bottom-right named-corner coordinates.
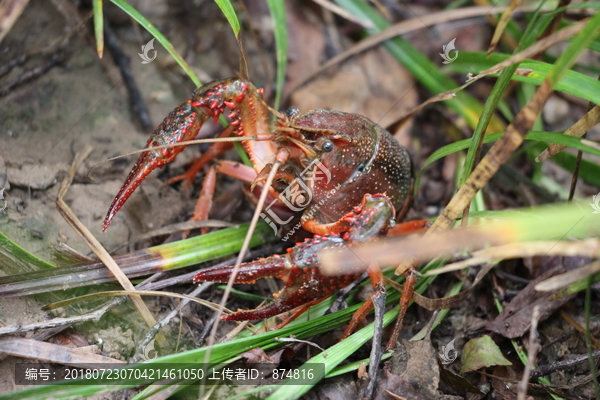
top-left (405, 17), bottom-right (596, 277)
top-left (311, 0), bottom-right (374, 28)
top-left (478, 18), bottom-right (589, 76)
top-left (425, 239), bottom-right (600, 276)
top-left (535, 260), bottom-right (600, 292)
top-left (0, 336), bottom-right (125, 366)
top-left (536, 105), bottom-right (600, 161)
top-left (56, 145), bottom-right (166, 345)
top-left (321, 220), bottom-right (516, 274)
top-left (291, 5), bottom-right (533, 92)
top-left (487, 0), bottom-right (522, 56)
top-left (42, 290), bottom-right (232, 315)
top-left (391, 263), bottom-right (495, 310)
top-left (0, 0), bottom-right (29, 44)
top-left (204, 154), bottom-right (284, 357)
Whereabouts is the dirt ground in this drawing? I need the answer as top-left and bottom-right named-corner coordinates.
top-left (1, 0), bottom-right (600, 399)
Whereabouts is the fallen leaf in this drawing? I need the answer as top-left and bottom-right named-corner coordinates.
top-left (460, 335), bottom-right (511, 374)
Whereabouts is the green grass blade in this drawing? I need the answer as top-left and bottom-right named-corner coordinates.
top-left (92, 0), bottom-right (104, 58)
top-left (334, 0), bottom-right (501, 131)
top-left (459, 4), bottom-right (553, 187)
top-left (417, 131), bottom-right (600, 192)
top-left (156, 222), bottom-right (274, 270)
top-left (0, 231), bottom-right (57, 270)
top-left (109, 0), bottom-right (201, 87)
top-left (266, 0), bottom-right (287, 111)
top-left (213, 0), bottom-right (241, 37)
top-left (449, 53), bottom-right (600, 106)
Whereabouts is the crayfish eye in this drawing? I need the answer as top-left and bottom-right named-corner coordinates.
top-left (315, 137), bottom-right (334, 153)
top-left (286, 107), bottom-right (300, 120)
top-left (321, 140), bottom-right (334, 152)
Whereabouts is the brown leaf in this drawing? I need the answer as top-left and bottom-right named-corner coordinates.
top-left (383, 338), bottom-right (439, 400)
top-left (486, 266), bottom-right (574, 338)
top-left (239, 347), bottom-right (275, 363)
top-left (290, 47), bottom-right (416, 146)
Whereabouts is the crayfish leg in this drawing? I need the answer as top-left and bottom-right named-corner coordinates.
top-left (339, 262), bottom-right (385, 340)
top-left (386, 270), bottom-right (417, 351)
top-left (165, 125), bottom-right (236, 189)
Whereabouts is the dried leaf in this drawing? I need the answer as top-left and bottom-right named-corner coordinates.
top-left (460, 335), bottom-right (511, 374)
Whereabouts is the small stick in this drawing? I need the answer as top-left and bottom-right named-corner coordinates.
top-left (203, 149), bottom-right (288, 359)
top-left (103, 20), bottom-right (152, 132)
top-left (274, 336), bottom-right (325, 352)
top-left (362, 277), bottom-right (387, 400)
top-left (132, 282), bottom-right (214, 363)
top-left (56, 145), bottom-right (166, 345)
top-left (531, 349), bottom-right (600, 378)
top-left (517, 305), bottom-right (541, 400)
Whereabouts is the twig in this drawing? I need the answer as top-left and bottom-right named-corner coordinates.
top-left (0, 52), bottom-right (62, 97)
top-left (56, 145), bottom-right (165, 345)
top-left (517, 305), bottom-right (541, 400)
top-left (531, 349), bottom-right (600, 378)
top-left (132, 282), bottom-right (214, 363)
top-left (103, 20), bottom-right (153, 132)
top-left (362, 273), bottom-right (387, 400)
top-left (274, 336), bottom-right (325, 352)
top-left (327, 272), bottom-right (369, 314)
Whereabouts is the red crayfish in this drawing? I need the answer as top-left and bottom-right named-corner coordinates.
top-left (103, 78), bottom-right (425, 346)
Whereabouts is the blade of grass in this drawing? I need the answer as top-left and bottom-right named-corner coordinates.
top-left (459, 2), bottom-right (553, 225)
top-left (266, 0), bottom-right (287, 111)
top-left (213, 0), bottom-right (241, 37)
top-left (334, 0), bottom-right (504, 132)
top-left (449, 53), bottom-right (600, 106)
top-left (109, 0), bottom-right (201, 87)
top-left (416, 131), bottom-right (600, 193)
top-left (0, 231), bottom-right (57, 270)
top-left (92, 0), bottom-right (104, 58)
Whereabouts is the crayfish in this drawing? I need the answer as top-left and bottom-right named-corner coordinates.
top-left (103, 78), bottom-right (424, 347)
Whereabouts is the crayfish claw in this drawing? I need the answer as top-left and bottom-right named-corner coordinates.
top-left (103, 101), bottom-right (201, 230)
